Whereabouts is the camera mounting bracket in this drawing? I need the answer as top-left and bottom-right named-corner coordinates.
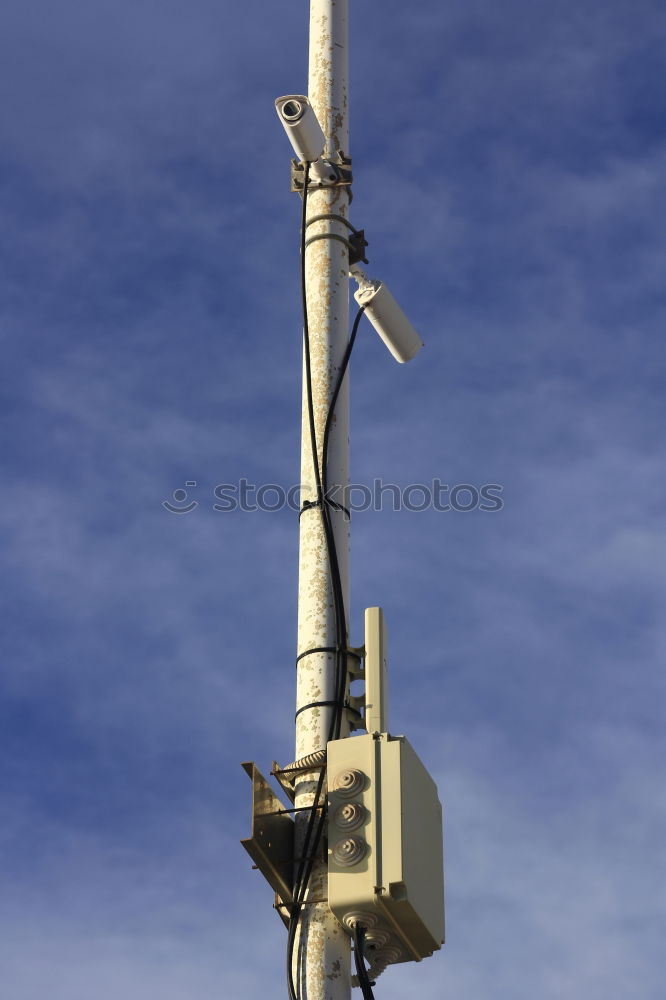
top-left (291, 152), bottom-right (353, 197)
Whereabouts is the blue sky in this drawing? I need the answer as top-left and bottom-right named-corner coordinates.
top-left (1, 0), bottom-right (665, 997)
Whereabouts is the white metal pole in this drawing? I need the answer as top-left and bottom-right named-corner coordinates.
top-left (294, 2), bottom-right (352, 999)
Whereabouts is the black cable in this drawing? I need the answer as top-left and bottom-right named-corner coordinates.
top-left (317, 302), bottom-right (366, 741)
top-left (305, 212), bottom-right (361, 234)
top-left (295, 646), bottom-right (361, 665)
top-left (296, 164), bottom-right (350, 750)
top-left (288, 161), bottom-right (336, 1000)
top-left (288, 163), bottom-right (368, 1000)
top-left (290, 188), bottom-right (347, 1000)
top-left (353, 924), bottom-right (377, 1000)
top-left (287, 161), bottom-right (320, 1000)
top-left (320, 305), bottom-right (365, 747)
top-left (305, 231), bottom-right (355, 253)
top-left (322, 303), bottom-right (366, 498)
top-left (295, 700), bottom-right (363, 723)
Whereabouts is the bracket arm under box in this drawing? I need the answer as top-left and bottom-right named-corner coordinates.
top-left (240, 761), bottom-right (294, 905)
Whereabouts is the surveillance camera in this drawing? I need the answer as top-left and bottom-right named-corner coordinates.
top-left (275, 95), bottom-right (326, 164)
top-left (352, 274), bottom-right (423, 363)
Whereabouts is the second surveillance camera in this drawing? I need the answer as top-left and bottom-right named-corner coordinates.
top-left (275, 95), bottom-right (326, 164)
top-left (353, 279), bottom-right (424, 364)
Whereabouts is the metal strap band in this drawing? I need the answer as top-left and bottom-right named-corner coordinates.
top-left (305, 213), bottom-right (359, 234)
top-left (275, 898), bottom-right (327, 910)
top-left (304, 232), bottom-right (353, 253)
top-left (295, 700), bottom-right (363, 722)
top-left (295, 646), bottom-right (362, 665)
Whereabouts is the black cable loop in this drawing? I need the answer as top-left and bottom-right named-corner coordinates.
top-left (288, 163), bottom-right (367, 1000)
top-left (304, 232), bottom-right (354, 253)
top-left (289, 159), bottom-right (345, 1000)
top-left (305, 213), bottom-right (360, 234)
top-left (295, 700), bottom-right (363, 722)
top-left (295, 646), bottom-right (362, 665)
top-left (354, 924), bottom-right (377, 1000)
top-left (322, 304), bottom-right (366, 497)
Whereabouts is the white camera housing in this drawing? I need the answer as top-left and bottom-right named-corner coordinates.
top-left (352, 271), bottom-right (423, 363)
top-left (275, 95), bottom-right (326, 164)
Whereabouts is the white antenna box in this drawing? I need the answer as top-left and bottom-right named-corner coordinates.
top-left (327, 731), bottom-right (445, 978)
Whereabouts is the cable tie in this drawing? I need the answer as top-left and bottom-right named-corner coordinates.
top-left (295, 646), bottom-right (362, 665)
top-left (304, 226), bottom-right (369, 265)
top-left (299, 497), bottom-right (351, 520)
top-left (275, 898), bottom-right (327, 909)
top-left (305, 213), bottom-right (360, 234)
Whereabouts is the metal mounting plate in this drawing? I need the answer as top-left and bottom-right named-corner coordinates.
top-left (241, 761), bottom-right (294, 904)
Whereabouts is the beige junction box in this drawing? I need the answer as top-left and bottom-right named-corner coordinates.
top-left (327, 732), bottom-right (444, 977)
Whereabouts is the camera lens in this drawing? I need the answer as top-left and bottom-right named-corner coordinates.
top-left (282, 100), bottom-right (303, 121)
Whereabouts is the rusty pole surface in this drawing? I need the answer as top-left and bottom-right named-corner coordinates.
top-left (294, 1), bottom-right (352, 998)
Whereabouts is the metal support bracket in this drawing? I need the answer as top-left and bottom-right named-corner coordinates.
top-left (241, 761), bottom-right (294, 905)
top-left (347, 646), bottom-right (365, 681)
top-left (348, 228), bottom-right (369, 266)
top-left (271, 761), bottom-right (297, 804)
top-left (274, 891), bottom-right (291, 929)
top-left (347, 645), bottom-right (365, 732)
top-left (346, 694), bottom-right (366, 732)
top-left (291, 153), bottom-right (353, 195)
